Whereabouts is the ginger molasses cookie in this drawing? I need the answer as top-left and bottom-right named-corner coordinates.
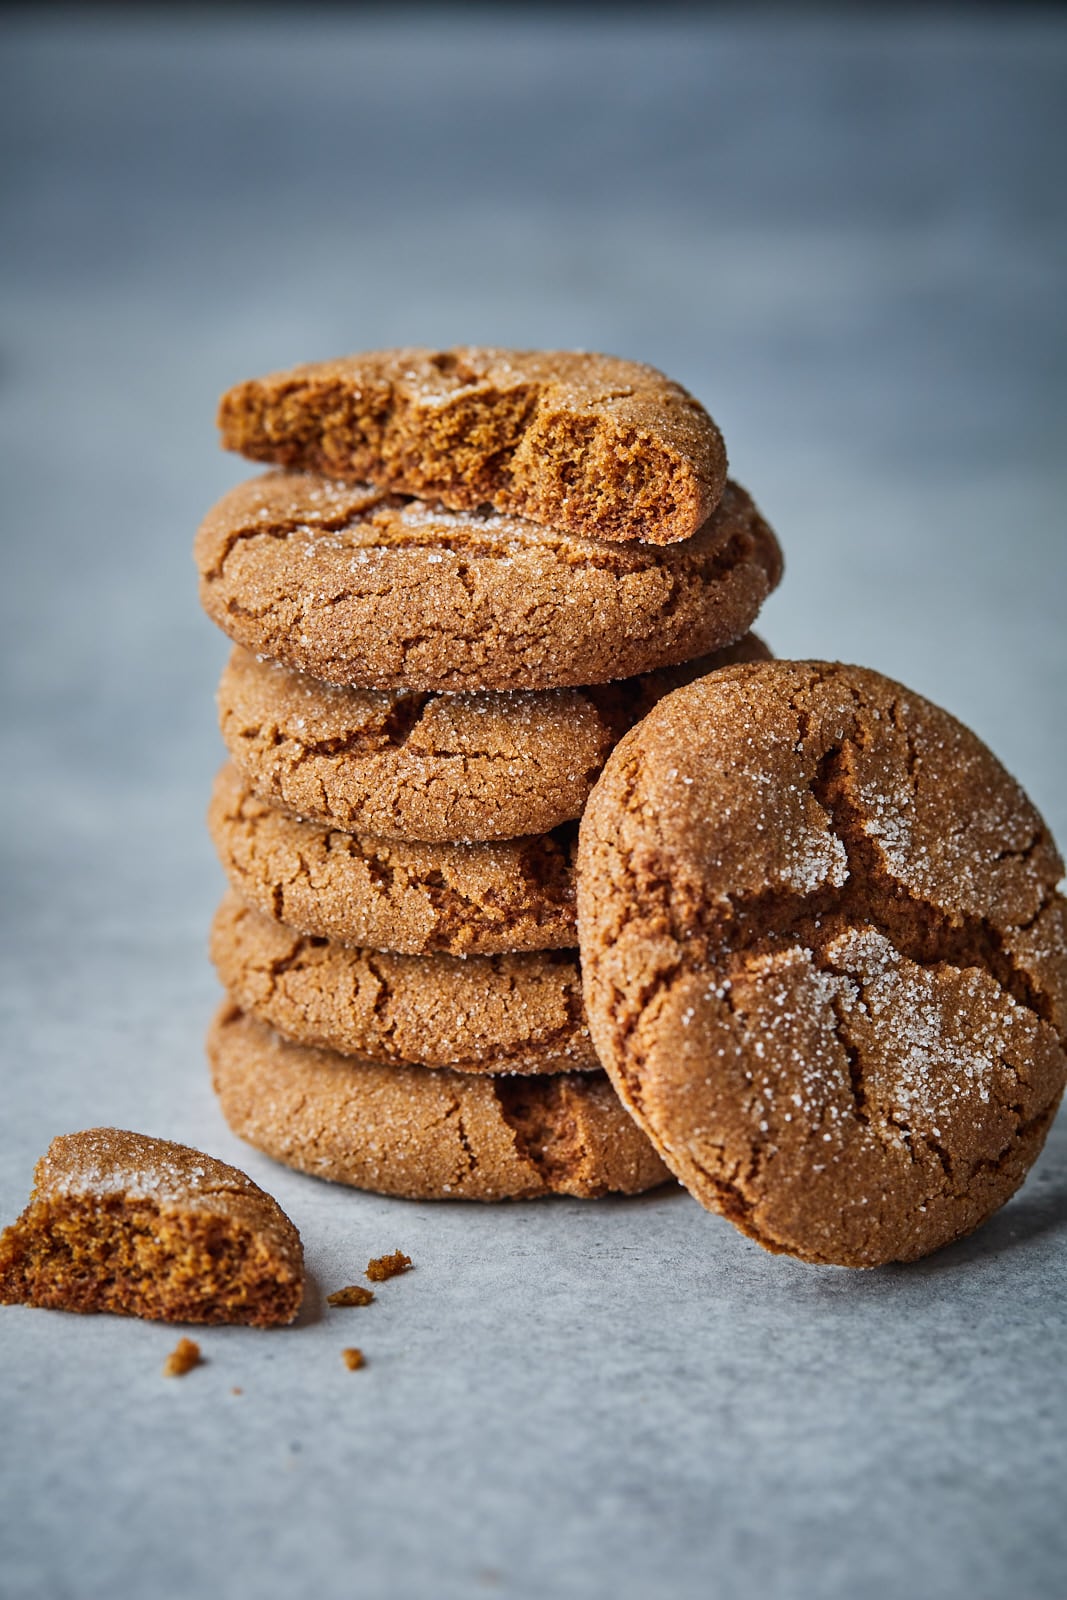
top-left (577, 661), bottom-right (1067, 1268)
top-left (210, 892), bottom-right (596, 1074)
top-left (0, 1130), bottom-right (303, 1325)
top-left (208, 764), bottom-right (577, 955)
top-left (217, 347), bottom-right (727, 545)
top-left (208, 1005), bottom-right (671, 1201)
top-left (194, 471), bottom-right (780, 692)
top-left (217, 634), bottom-right (770, 843)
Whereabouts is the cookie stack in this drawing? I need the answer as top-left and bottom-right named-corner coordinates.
top-left (195, 348), bottom-right (783, 1202)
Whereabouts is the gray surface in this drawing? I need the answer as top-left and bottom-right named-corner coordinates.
top-left (2, 8), bottom-right (1066, 1599)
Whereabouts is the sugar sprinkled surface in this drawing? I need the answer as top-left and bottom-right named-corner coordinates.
top-left (35, 1129), bottom-right (261, 1203)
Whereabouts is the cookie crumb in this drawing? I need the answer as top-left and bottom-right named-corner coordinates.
top-left (366, 1250), bottom-right (411, 1282)
top-left (231, 1386), bottom-right (243, 1396)
top-left (327, 1284), bottom-right (375, 1307)
top-left (162, 1337), bottom-right (201, 1378)
top-left (341, 1347), bottom-right (365, 1371)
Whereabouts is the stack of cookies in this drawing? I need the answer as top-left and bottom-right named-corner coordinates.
top-left (195, 348), bottom-right (783, 1203)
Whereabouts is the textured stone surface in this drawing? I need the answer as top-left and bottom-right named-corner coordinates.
top-left (2, 12), bottom-right (1066, 1600)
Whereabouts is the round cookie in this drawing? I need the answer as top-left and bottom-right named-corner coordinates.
top-left (194, 471), bottom-right (781, 692)
top-left (217, 633), bottom-right (771, 843)
top-left (577, 660), bottom-right (1067, 1268)
top-left (208, 1005), bottom-right (672, 1201)
top-left (208, 764), bottom-right (578, 955)
top-left (217, 346), bottom-right (727, 546)
top-left (210, 891), bottom-right (597, 1074)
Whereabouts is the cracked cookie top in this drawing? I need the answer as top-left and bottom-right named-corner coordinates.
top-left (208, 763), bottom-right (580, 955)
top-left (194, 470), bottom-right (780, 692)
top-left (216, 634), bottom-right (770, 844)
top-left (216, 347), bottom-right (728, 546)
top-left (210, 891), bottom-right (597, 1075)
top-left (576, 660), bottom-right (1067, 1267)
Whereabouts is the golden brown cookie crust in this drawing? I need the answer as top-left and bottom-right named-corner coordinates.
top-left (208, 1005), bottom-right (671, 1201)
top-left (208, 764), bottom-right (578, 955)
top-left (216, 634), bottom-right (771, 844)
top-left (194, 472), bottom-right (780, 692)
top-left (0, 1129), bottom-right (304, 1325)
top-left (577, 661), bottom-right (1067, 1268)
top-left (216, 347), bottom-right (727, 546)
top-left (210, 891), bottom-right (596, 1074)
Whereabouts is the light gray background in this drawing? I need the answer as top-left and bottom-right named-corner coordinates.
top-left (2, 8), bottom-right (1065, 1599)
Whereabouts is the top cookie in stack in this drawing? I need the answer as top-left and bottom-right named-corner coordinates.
top-left (200, 348), bottom-right (781, 692)
top-left (195, 348), bottom-right (783, 1201)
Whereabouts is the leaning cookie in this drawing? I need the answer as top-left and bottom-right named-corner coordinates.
top-left (216, 634), bottom-right (770, 844)
top-left (209, 1006), bottom-right (672, 1201)
top-left (217, 346), bottom-right (727, 545)
top-left (195, 472), bottom-right (780, 692)
top-left (578, 661), bottom-right (1067, 1268)
top-left (0, 1130), bottom-right (303, 1325)
top-left (210, 891), bottom-right (597, 1074)
top-left (208, 764), bottom-right (577, 955)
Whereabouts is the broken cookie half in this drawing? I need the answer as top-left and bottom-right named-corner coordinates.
top-left (0, 1129), bottom-right (304, 1326)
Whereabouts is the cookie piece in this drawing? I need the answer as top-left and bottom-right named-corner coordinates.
top-left (194, 471), bottom-right (780, 692)
top-left (208, 764), bottom-right (577, 955)
top-left (578, 661), bottom-right (1067, 1268)
top-left (217, 347), bottom-right (727, 545)
top-left (209, 1005), bottom-right (671, 1201)
top-left (217, 633), bottom-right (771, 843)
top-left (0, 1130), bottom-right (304, 1325)
top-left (210, 891), bottom-right (596, 1074)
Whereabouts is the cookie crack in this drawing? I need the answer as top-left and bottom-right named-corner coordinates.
top-left (889, 696), bottom-right (921, 800)
top-left (206, 497), bottom-right (408, 581)
top-left (379, 694), bottom-right (433, 747)
top-left (491, 1077), bottom-right (571, 1188)
top-left (359, 951), bottom-right (402, 1049)
top-left (809, 742), bottom-right (1054, 1026)
top-left (966, 1100), bottom-right (1057, 1188)
top-left (824, 984), bottom-right (870, 1126)
top-left (442, 1101), bottom-right (479, 1180)
top-left (696, 742), bottom-right (1056, 1029)
top-left (681, 1145), bottom-right (761, 1233)
top-left (922, 1130), bottom-right (955, 1185)
top-left (269, 698), bottom-right (433, 761)
top-left (259, 933), bottom-right (319, 996)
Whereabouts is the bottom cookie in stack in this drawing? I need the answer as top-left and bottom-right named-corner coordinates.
top-left (208, 1006), bottom-right (671, 1201)
top-left (206, 884), bottom-right (670, 1198)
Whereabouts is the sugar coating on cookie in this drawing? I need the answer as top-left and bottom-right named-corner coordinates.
top-left (216, 347), bottom-right (727, 545)
top-left (0, 1129), bottom-right (304, 1325)
top-left (208, 1005), bottom-right (671, 1201)
top-left (208, 764), bottom-right (578, 955)
top-left (216, 634), bottom-right (771, 844)
top-left (210, 891), bottom-right (597, 1074)
top-left (194, 471), bottom-right (780, 692)
top-left (577, 661), bottom-right (1067, 1268)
